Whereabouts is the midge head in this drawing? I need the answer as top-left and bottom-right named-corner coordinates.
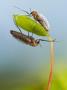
top-left (30, 11), bottom-right (38, 17)
top-left (14, 6), bottom-right (39, 17)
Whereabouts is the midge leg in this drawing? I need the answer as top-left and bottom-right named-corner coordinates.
top-left (16, 26), bottom-right (23, 34)
top-left (16, 25), bottom-right (30, 37)
top-left (28, 32), bottom-right (34, 38)
top-left (32, 32), bottom-right (33, 37)
top-left (13, 17), bottom-right (23, 34)
top-left (28, 32), bottom-right (29, 37)
top-left (17, 26), bottom-right (32, 38)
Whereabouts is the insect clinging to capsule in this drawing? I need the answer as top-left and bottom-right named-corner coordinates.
top-left (10, 30), bottom-right (39, 47)
top-left (14, 6), bottom-right (50, 31)
top-left (30, 10), bottom-right (50, 31)
top-left (10, 30), bottom-right (55, 47)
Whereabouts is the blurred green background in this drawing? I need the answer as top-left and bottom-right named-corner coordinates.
top-left (0, 0), bottom-right (67, 90)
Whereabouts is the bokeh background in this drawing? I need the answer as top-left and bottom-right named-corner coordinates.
top-left (0, 0), bottom-right (67, 90)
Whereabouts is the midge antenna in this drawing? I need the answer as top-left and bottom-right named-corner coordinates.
top-left (38, 39), bottom-right (56, 42)
top-left (29, 8), bottom-right (32, 13)
top-left (14, 6), bottom-right (31, 15)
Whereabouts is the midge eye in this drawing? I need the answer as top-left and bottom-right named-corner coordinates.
top-left (30, 11), bottom-right (38, 15)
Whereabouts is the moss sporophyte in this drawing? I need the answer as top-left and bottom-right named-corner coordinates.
top-left (10, 9), bottom-right (55, 90)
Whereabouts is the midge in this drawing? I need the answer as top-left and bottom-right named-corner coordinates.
top-left (10, 30), bottom-right (55, 47)
top-left (15, 7), bottom-right (50, 31)
top-left (10, 30), bottom-right (39, 47)
top-left (30, 11), bottom-right (50, 31)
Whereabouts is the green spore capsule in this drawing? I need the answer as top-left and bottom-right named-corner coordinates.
top-left (13, 15), bottom-right (49, 36)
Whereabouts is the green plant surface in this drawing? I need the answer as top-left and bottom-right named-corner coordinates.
top-left (13, 15), bottom-right (49, 36)
top-left (51, 66), bottom-right (67, 90)
top-left (0, 68), bottom-right (67, 90)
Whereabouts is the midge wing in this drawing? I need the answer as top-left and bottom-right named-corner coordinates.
top-left (13, 15), bottom-right (49, 36)
top-left (14, 6), bottom-right (30, 15)
top-left (39, 14), bottom-right (50, 30)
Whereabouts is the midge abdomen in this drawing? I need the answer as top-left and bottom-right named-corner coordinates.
top-left (13, 15), bottom-right (49, 36)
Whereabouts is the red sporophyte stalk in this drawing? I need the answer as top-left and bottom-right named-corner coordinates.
top-left (45, 35), bottom-right (55, 90)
